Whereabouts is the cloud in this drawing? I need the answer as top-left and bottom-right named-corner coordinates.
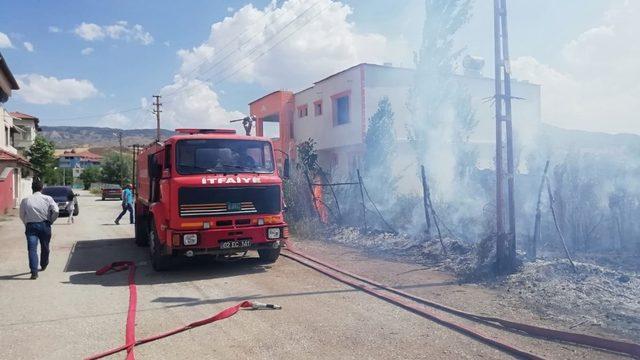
top-left (101, 113), bottom-right (130, 127)
top-left (176, 0), bottom-right (408, 89)
top-left (227, 7), bottom-right (234, 12)
top-left (159, 76), bottom-right (244, 130)
top-left (0, 32), bottom-right (13, 48)
top-left (74, 22), bottom-right (104, 41)
top-left (511, 0), bottom-right (640, 134)
top-left (48, 26), bottom-right (61, 33)
top-left (74, 21), bottom-right (153, 45)
top-left (81, 47), bottom-right (94, 56)
top-left (23, 42), bottom-right (34, 52)
top-left (157, 0), bottom-right (408, 133)
top-left (511, 56), bottom-right (582, 127)
top-left (16, 74), bottom-right (99, 105)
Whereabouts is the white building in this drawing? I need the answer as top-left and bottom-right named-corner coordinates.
top-left (0, 51), bottom-right (34, 214)
top-left (250, 62), bottom-right (541, 181)
top-left (10, 112), bottom-right (40, 154)
top-left (1, 108), bottom-right (17, 154)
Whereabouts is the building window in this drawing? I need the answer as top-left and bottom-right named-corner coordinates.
top-left (262, 113), bottom-right (280, 139)
top-left (332, 93), bottom-right (350, 125)
top-left (297, 105), bottom-right (308, 118)
top-left (314, 101), bottom-right (322, 116)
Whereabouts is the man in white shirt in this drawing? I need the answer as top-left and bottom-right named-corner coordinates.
top-left (19, 178), bottom-right (59, 279)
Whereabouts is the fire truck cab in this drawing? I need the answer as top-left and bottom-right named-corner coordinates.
top-left (134, 128), bottom-right (289, 271)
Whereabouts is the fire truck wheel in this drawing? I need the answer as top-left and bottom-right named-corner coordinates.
top-left (149, 218), bottom-right (171, 271)
top-left (257, 247), bottom-right (281, 264)
top-left (135, 216), bottom-right (149, 247)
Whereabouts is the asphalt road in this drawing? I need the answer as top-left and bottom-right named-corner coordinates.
top-left (0, 191), bottom-right (511, 359)
top-left (0, 191), bottom-right (619, 360)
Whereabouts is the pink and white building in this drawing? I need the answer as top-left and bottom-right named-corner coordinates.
top-left (250, 62), bottom-right (541, 180)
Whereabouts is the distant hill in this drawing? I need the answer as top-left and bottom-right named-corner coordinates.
top-left (40, 126), bottom-right (175, 149)
top-left (541, 123), bottom-right (640, 156)
top-left (39, 124), bottom-right (640, 156)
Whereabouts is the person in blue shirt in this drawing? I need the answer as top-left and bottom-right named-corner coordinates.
top-left (114, 184), bottom-right (134, 225)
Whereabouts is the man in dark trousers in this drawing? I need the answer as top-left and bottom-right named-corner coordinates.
top-left (115, 184), bottom-right (134, 225)
top-left (19, 178), bottom-right (59, 279)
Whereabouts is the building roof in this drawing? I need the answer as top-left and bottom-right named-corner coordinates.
top-left (59, 149), bottom-right (103, 161)
top-left (0, 52), bottom-right (19, 90)
top-left (9, 111), bottom-right (41, 131)
top-left (252, 62), bottom-right (541, 106)
top-left (77, 151), bottom-right (103, 161)
top-left (248, 90), bottom-right (292, 106)
top-left (311, 63), bottom-right (366, 85)
top-left (10, 111), bottom-right (38, 120)
top-left (0, 149), bottom-right (33, 168)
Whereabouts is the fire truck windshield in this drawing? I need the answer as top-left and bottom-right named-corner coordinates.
top-left (176, 139), bottom-right (275, 175)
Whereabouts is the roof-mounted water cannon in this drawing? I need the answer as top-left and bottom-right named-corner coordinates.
top-left (230, 115), bottom-right (257, 136)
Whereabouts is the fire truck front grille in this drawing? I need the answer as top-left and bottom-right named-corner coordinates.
top-left (179, 202), bottom-right (256, 217)
top-left (178, 186), bottom-right (281, 217)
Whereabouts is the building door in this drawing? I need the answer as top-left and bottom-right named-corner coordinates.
top-left (13, 168), bottom-right (19, 207)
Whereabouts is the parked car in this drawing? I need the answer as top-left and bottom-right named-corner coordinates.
top-left (42, 186), bottom-right (79, 216)
top-left (102, 185), bottom-right (122, 201)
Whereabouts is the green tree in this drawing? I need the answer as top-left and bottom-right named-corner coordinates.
top-left (296, 138), bottom-right (319, 175)
top-left (407, 0), bottom-right (472, 161)
top-left (364, 97), bottom-right (396, 173)
top-left (101, 152), bottom-right (131, 185)
top-left (453, 92), bottom-right (478, 179)
top-left (363, 97), bottom-right (397, 196)
top-left (45, 167), bottom-right (73, 186)
top-left (26, 135), bottom-right (55, 181)
top-left (79, 166), bottom-right (102, 190)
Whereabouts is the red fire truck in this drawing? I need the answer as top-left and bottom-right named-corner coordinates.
top-left (134, 128), bottom-right (289, 271)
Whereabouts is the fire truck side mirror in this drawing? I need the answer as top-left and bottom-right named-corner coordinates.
top-left (283, 158), bottom-right (290, 179)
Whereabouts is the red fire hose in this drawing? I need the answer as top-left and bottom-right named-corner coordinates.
top-left (282, 240), bottom-right (640, 359)
top-left (86, 261), bottom-right (280, 360)
top-left (88, 246), bottom-right (640, 359)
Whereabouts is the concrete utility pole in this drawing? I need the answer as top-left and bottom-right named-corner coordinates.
top-left (130, 144), bottom-right (142, 196)
top-left (118, 131), bottom-right (124, 186)
top-left (153, 95), bottom-right (162, 142)
top-left (493, 0), bottom-right (517, 274)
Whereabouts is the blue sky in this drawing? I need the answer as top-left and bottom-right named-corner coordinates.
top-left (1, 0), bottom-right (637, 134)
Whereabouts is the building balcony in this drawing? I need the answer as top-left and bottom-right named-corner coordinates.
top-left (13, 138), bottom-right (33, 150)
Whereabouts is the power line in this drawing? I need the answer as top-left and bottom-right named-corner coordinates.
top-left (46, 106), bottom-right (147, 122)
top-left (163, 2), bottom-right (330, 105)
top-left (47, 1), bottom-right (328, 122)
top-left (161, 0), bottom-right (324, 100)
top-left (175, 23), bottom-right (261, 85)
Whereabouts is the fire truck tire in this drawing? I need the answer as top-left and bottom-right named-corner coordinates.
top-left (258, 247), bottom-right (281, 263)
top-left (149, 218), bottom-right (171, 271)
top-left (134, 216), bottom-right (149, 247)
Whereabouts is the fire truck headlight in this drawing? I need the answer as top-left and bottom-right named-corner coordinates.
top-left (183, 234), bottom-right (198, 246)
top-left (267, 228), bottom-right (281, 239)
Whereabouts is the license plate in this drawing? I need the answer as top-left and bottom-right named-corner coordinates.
top-left (220, 239), bottom-right (251, 249)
